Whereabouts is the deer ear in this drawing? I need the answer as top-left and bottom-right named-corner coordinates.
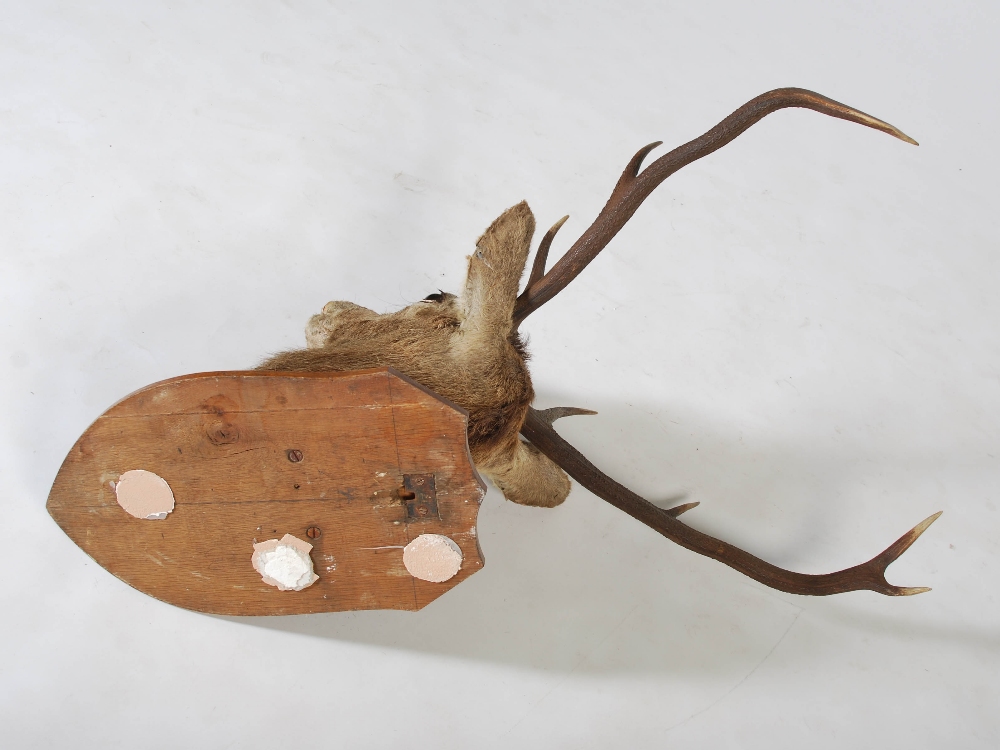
top-left (460, 201), bottom-right (535, 336)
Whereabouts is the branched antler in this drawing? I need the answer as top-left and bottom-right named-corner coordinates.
top-left (513, 88), bottom-right (918, 329)
top-left (514, 90), bottom-right (936, 595)
top-left (523, 407), bottom-right (940, 596)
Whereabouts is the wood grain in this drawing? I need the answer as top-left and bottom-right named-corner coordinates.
top-left (47, 368), bottom-right (486, 615)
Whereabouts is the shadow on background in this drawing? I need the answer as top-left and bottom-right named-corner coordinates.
top-left (216, 393), bottom-right (991, 675)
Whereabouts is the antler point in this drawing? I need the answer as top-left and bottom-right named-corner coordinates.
top-left (665, 500), bottom-right (700, 517)
top-left (896, 586), bottom-right (932, 596)
top-left (913, 510), bottom-right (944, 536)
top-left (533, 406), bottom-right (599, 426)
top-left (886, 127), bottom-right (919, 146)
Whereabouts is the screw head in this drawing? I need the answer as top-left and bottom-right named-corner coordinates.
top-left (306, 526), bottom-right (322, 539)
top-left (287, 449), bottom-right (303, 463)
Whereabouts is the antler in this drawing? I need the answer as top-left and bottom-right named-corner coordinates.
top-left (522, 408), bottom-right (940, 596)
top-left (511, 89), bottom-right (933, 595)
top-left (512, 88), bottom-right (917, 329)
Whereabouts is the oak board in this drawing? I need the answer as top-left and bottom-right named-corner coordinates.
top-left (46, 368), bottom-right (486, 615)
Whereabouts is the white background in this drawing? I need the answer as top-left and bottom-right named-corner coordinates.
top-left (2, 1), bottom-right (998, 748)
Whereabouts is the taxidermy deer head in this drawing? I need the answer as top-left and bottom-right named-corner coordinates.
top-left (259, 88), bottom-right (940, 597)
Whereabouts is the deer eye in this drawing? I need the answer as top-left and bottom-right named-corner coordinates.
top-left (422, 291), bottom-right (446, 302)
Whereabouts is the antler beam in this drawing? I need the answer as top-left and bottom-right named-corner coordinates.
top-left (513, 87), bottom-right (918, 329)
top-left (521, 407), bottom-right (940, 596)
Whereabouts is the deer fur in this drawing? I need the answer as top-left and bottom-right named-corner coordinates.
top-left (257, 201), bottom-right (570, 507)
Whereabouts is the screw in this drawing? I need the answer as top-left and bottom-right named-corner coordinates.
top-left (306, 526), bottom-right (322, 539)
top-left (416, 505), bottom-right (429, 516)
top-left (287, 449), bottom-right (303, 462)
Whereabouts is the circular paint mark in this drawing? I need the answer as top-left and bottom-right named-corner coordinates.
top-left (403, 534), bottom-right (463, 583)
top-left (251, 534), bottom-right (319, 591)
top-left (114, 469), bottom-right (175, 520)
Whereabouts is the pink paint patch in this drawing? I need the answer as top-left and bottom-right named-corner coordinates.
top-left (114, 469), bottom-right (175, 520)
top-left (403, 534), bottom-right (463, 583)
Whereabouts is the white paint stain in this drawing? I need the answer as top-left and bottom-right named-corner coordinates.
top-left (251, 534), bottom-right (319, 591)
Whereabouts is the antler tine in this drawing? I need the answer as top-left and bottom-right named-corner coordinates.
top-left (512, 88), bottom-right (917, 329)
top-left (606, 141), bottom-right (664, 206)
top-left (533, 405), bottom-right (598, 425)
top-left (525, 215), bottom-right (570, 292)
top-left (521, 407), bottom-right (940, 596)
top-left (533, 406), bottom-right (699, 518)
top-left (664, 501), bottom-right (701, 518)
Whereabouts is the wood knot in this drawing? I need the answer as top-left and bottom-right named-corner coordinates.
top-left (206, 421), bottom-right (240, 445)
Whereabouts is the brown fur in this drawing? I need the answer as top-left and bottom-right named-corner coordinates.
top-left (257, 201), bottom-right (571, 507)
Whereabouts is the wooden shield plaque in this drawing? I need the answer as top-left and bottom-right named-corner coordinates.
top-left (46, 368), bottom-right (486, 615)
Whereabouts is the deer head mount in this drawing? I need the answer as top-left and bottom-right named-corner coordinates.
top-left (259, 88), bottom-right (940, 597)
